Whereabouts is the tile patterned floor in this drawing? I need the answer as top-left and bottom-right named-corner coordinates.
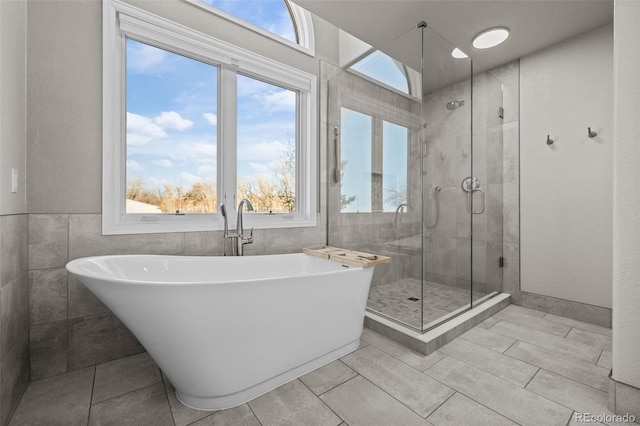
top-left (10, 305), bottom-right (633, 426)
top-left (368, 278), bottom-right (487, 327)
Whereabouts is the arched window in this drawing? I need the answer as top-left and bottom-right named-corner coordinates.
top-left (189, 0), bottom-right (315, 55)
top-left (350, 50), bottom-right (410, 94)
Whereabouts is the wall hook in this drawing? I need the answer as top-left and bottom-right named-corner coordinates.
top-left (546, 135), bottom-right (554, 145)
top-left (588, 127), bottom-right (597, 138)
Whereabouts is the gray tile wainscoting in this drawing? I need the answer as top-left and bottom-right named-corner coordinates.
top-left (0, 214), bottom-right (30, 426)
top-left (27, 213), bottom-right (325, 381)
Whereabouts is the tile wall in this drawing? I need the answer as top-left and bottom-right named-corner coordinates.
top-left (0, 214), bottom-right (30, 425)
top-left (27, 214), bottom-right (325, 380)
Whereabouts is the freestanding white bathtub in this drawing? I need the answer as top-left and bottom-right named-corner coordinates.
top-left (66, 253), bottom-right (375, 410)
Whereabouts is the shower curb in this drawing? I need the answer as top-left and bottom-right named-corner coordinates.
top-left (364, 293), bottom-right (511, 355)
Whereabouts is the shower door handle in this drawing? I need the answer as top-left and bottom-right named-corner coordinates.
top-left (461, 176), bottom-right (485, 215)
top-left (467, 187), bottom-right (485, 214)
top-left (334, 126), bottom-right (340, 183)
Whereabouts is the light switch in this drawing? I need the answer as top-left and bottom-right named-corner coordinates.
top-left (11, 168), bottom-right (18, 193)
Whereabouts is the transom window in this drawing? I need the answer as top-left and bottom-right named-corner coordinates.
top-left (185, 0), bottom-right (315, 56)
top-left (349, 51), bottom-right (409, 94)
top-left (198, 0), bottom-right (298, 43)
top-left (103, 0), bottom-right (317, 234)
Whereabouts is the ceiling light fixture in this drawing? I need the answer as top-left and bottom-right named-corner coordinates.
top-left (451, 48), bottom-right (468, 59)
top-left (472, 27), bottom-right (509, 49)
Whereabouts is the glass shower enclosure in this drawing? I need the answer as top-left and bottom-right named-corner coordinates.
top-left (326, 23), bottom-right (504, 332)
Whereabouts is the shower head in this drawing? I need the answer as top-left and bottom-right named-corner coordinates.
top-left (446, 100), bottom-right (465, 110)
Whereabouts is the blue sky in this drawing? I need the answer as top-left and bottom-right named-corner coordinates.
top-left (126, 37), bottom-right (296, 193)
top-left (202, 0), bottom-right (297, 43)
top-left (126, 1), bottom-right (408, 211)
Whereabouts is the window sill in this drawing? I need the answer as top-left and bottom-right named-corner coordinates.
top-left (102, 213), bottom-right (317, 235)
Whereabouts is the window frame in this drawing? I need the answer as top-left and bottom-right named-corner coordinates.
top-left (103, 0), bottom-right (317, 235)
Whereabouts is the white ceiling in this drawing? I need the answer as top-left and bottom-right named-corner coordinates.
top-left (294, 0), bottom-right (613, 76)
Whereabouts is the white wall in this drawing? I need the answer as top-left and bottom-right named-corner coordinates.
top-left (0, 0), bottom-right (27, 215)
top-left (612, 0), bottom-right (640, 389)
top-left (520, 24), bottom-right (613, 308)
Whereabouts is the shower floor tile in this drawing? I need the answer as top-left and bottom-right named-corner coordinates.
top-left (10, 305), bottom-right (623, 426)
top-left (367, 278), bottom-right (487, 328)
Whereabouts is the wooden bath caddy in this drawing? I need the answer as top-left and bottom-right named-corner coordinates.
top-left (303, 246), bottom-right (391, 268)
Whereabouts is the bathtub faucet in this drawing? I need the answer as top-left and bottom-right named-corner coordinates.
top-left (220, 203), bottom-right (239, 256)
top-left (236, 199), bottom-right (254, 256)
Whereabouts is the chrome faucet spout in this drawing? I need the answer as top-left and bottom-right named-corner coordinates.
top-left (220, 203), bottom-right (238, 256)
top-left (236, 199), bottom-right (254, 256)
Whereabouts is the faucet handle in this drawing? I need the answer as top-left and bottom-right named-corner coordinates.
top-left (246, 227), bottom-right (254, 243)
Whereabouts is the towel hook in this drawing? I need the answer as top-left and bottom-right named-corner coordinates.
top-left (588, 127), bottom-right (597, 138)
top-left (546, 135), bottom-right (554, 145)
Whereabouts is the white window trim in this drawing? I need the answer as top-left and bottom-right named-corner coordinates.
top-left (182, 0), bottom-right (316, 57)
top-left (103, 0), bottom-right (317, 235)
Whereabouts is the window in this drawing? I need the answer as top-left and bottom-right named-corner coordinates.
top-left (103, 0), bottom-right (317, 234)
top-left (185, 0), bottom-right (315, 56)
top-left (125, 40), bottom-right (218, 214)
top-left (197, 0), bottom-right (297, 43)
top-left (340, 106), bottom-right (409, 213)
top-left (350, 51), bottom-right (409, 94)
top-left (236, 74), bottom-right (297, 214)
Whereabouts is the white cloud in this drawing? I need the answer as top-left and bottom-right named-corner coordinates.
top-left (179, 172), bottom-right (202, 186)
top-left (238, 140), bottom-right (289, 162)
top-left (249, 162), bottom-right (273, 176)
top-left (127, 42), bottom-right (166, 73)
top-left (127, 112), bottom-right (167, 146)
top-left (203, 112), bottom-right (217, 126)
top-left (172, 142), bottom-right (216, 161)
top-left (256, 89), bottom-right (296, 111)
top-left (266, 8), bottom-right (297, 42)
top-left (127, 159), bottom-right (144, 171)
top-left (197, 164), bottom-right (216, 176)
top-left (153, 159), bottom-right (173, 168)
top-left (154, 111), bottom-right (193, 131)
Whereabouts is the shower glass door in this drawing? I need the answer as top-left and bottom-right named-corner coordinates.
top-left (420, 26), bottom-right (474, 329)
top-left (326, 27), bottom-right (423, 329)
top-left (471, 72), bottom-right (504, 305)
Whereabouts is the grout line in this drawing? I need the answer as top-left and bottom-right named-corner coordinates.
top-left (355, 374), bottom-right (436, 420)
top-left (308, 360), bottom-right (358, 397)
top-left (445, 390), bottom-right (525, 426)
top-left (361, 329), bottom-right (436, 373)
top-left (523, 373), bottom-right (585, 425)
top-left (159, 372), bottom-right (178, 426)
top-left (245, 401), bottom-right (264, 426)
top-left (86, 366), bottom-right (97, 426)
top-left (424, 390), bottom-right (456, 420)
top-left (565, 411), bottom-right (576, 426)
top-left (297, 376), bottom-right (345, 424)
top-left (595, 349), bottom-right (605, 367)
top-left (423, 356), bottom-right (525, 425)
top-left (522, 366), bottom-right (540, 389)
top-left (441, 343), bottom-right (538, 388)
top-left (501, 338), bottom-right (520, 354)
top-left (91, 378), bottom-right (164, 408)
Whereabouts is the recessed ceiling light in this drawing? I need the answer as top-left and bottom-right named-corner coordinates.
top-left (451, 48), bottom-right (468, 59)
top-left (472, 27), bottom-right (509, 49)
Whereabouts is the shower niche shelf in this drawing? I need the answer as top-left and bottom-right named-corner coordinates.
top-left (303, 246), bottom-right (391, 268)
